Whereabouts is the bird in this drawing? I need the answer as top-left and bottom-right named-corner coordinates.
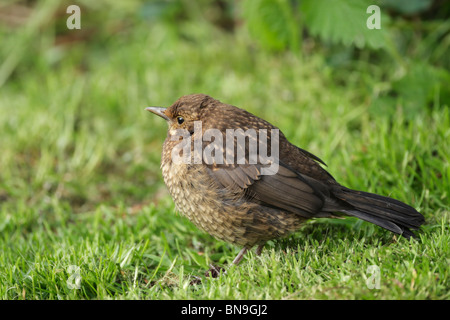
top-left (146, 94), bottom-right (425, 268)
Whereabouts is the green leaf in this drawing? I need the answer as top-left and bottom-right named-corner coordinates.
top-left (371, 63), bottom-right (449, 119)
top-left (379, 0), bottom-right (433, 15)
top-left (392, 63), bottom-right (449, 116)
top-left (300, 0), bottom-right (389, 49)
top-left (242, 0), bottom-right (299, 51)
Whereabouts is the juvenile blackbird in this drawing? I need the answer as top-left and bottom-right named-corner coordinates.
top-left (146, 94), bottom-right (425, 266)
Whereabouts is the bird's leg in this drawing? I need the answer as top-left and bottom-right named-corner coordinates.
top-left (204, 264), bottom-right (226, 278)
top-left (255, 244), bottom-right (265, 256)
top-left (232, 247), bottom-right (249, 265)
top-left (202, 247), bottom-right (249, 280)
top-left (232, 244), bottom-right (264, 265)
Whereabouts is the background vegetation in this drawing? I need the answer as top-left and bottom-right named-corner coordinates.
top-left (0, 0), bottom-right (448, 299)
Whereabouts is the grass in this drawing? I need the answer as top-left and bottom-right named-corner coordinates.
top-left (0, 2), bottom-right (449, 300)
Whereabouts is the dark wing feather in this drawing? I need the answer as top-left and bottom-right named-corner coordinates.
top-left (206, 161), bottom-right (327, 218)
top-left (201, 110), bottom-right (331, 218)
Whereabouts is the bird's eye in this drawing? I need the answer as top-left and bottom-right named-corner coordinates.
top-left (177, 116), bottom-right (184, 125)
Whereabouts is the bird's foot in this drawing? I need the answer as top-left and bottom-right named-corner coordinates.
top-left (205, 264), bottom-right (227, 278)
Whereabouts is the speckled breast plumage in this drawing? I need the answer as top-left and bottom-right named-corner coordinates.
top-left (160, 140), bottom-right (305, 248)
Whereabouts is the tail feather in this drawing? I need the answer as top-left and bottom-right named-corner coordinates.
top-left (333, 187), bottom-right (425, 238)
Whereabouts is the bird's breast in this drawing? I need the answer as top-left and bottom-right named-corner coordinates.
top-left (161, 157), bottom-right (254, 245)
top-left (160, 141), bottom-right (306, 247)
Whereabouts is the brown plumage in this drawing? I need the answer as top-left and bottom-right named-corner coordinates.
top-left (146, 94), bottom-right (425, 266)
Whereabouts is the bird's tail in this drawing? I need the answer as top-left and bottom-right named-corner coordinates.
top-left (332, 187), bottom-right (425, 238)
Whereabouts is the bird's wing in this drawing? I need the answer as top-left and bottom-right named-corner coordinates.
top-left (206, 160), bottom-right (328, 218)
top-left (200, 121), bottom-right (333, 218)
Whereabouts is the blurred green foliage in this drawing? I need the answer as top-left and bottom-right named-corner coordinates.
top-left (1, 0), bottom-right (449, 117)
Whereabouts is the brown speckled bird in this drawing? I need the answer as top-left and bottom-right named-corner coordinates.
top-left (146, 94), bottom-right (424, 266)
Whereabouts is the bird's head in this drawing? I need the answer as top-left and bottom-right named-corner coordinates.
top-left (146, 94), bottom-right (216, 135)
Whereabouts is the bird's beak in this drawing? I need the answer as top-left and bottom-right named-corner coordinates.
top-left (145, 107), bottom-right (170, 121)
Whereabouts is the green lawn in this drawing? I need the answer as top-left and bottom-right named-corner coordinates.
top-left (0, 2), bottom-right (449, 300)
